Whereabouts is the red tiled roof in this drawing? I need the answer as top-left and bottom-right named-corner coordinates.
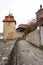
top-left (18, 23), bottom-right (37, 32)
top-left (3, 13), bottom-right (16, 23)
top-left (18, 23), bottom-right (37, 29)
top-left (18, 24), bottom-right (29, 29)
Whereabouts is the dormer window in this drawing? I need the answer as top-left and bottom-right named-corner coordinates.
top-left (8, 16), bottom-right (10, 24)
top-left (8, 17), bottom-right (10, 21)
top-left (8, 21), bottom-right (10, 24)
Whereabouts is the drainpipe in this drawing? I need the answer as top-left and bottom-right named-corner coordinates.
top-left (39, 26), bottom-right (41, 46)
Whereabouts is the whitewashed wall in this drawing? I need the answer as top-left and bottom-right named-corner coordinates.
top-left (26, 26), bottom-right (42, 47)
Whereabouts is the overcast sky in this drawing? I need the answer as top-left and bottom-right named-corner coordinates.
top-left (0, 0), bottom-right (43, 32)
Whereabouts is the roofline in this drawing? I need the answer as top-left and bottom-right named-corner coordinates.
top-left (36, 9), bottom-right (43, 14)
top-left (3, 21), bottom-right (16, 22)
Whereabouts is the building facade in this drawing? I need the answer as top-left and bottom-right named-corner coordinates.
top-left (36, 5), bottom-right (43, 26)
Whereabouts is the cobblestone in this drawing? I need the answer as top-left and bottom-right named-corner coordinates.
top-left (16, 39), bottom-right (43, 65)
top-left (0, 39), bottom-right (43, 65)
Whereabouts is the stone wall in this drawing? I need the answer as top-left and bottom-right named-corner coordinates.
top-left (26, 27), bottom-right (42, 47)
top-left (3, 22), bottom-right (16, 40)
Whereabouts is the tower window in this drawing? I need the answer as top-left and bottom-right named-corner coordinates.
top-left (8, 17), bottom-right (10, 21)
top-left (8, 21), bottom-right (11, 25)
top-left (8, 33), bottom-right (10, 35)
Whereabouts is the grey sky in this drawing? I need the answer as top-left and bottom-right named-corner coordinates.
top-left (0, 0), bottom-right (43, 32)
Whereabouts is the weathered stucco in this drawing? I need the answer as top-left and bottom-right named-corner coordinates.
top-left (26, 26), bottom-right (43, 47)
top-left (3, 22), bottom-right (17, 40)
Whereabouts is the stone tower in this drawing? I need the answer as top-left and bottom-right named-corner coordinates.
top-left (3, 13), bottom-right (16, 40)
top-left (36, 5), bottom-right (43, 46)
top-left (36, 5), bottom-right (43, 21)
top-left (36, 5), bottom-right (43, 26)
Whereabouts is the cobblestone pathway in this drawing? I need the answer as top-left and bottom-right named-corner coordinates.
top-left (16, 39), bottom-right (43, 65)
top-left (0, 39), bottom-right (43, 65)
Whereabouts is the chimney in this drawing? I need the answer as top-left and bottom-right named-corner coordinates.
top-left (40, 5), bottom-right (42, 9)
